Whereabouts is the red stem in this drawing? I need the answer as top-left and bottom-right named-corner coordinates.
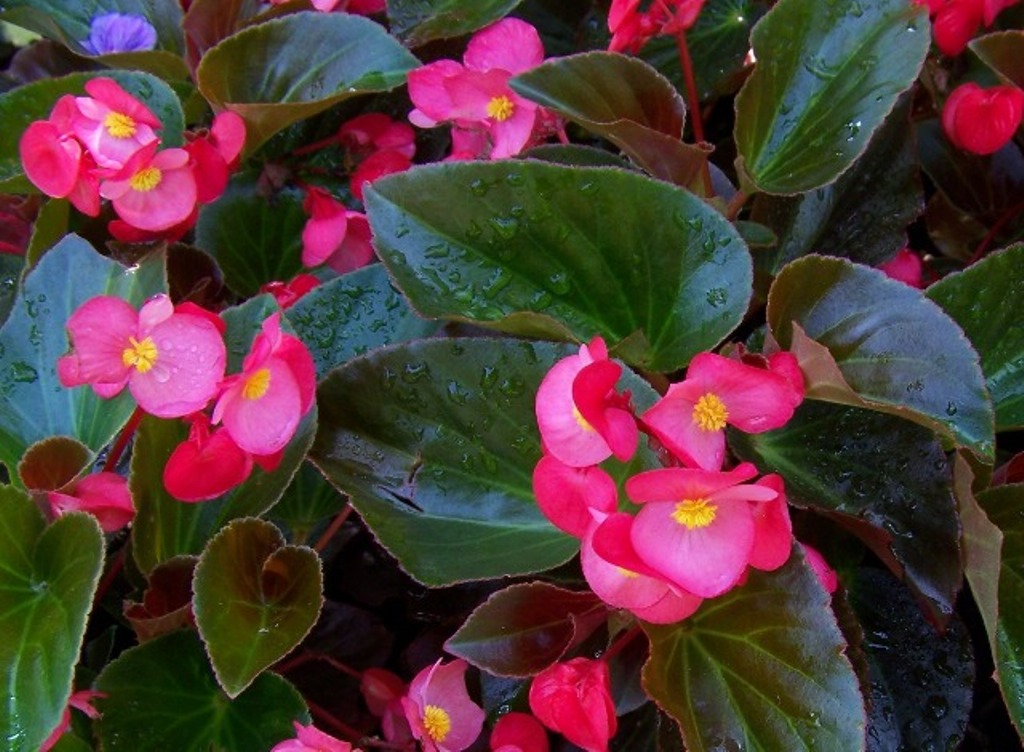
top-left (313, 503), bottom-right (353, 553)
top-left (93, 546), bottom-right (126, 607)
top-left (292, 133), bottom-right (341, 157)
top-left (674, 29), bottom-right (713, 196)
top-left (967, 197), bottom-right (1024, 266)
top-left (307, 698), bottom-right (365, 742)
top-left (103, 406), bottom-right (144, 472)
top-left (602, 625), bottom-right (644, 663)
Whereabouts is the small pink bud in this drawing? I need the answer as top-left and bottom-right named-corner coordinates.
top-left (942, 82), bottom-right (1024, 155)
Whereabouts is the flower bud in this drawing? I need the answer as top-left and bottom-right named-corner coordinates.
top-left (528, 658), bottom-right (617, 752)
top-left (942, 82), bottom-right (1024, 155)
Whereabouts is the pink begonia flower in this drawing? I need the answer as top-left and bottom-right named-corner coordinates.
top-left (40, 690), bottom-right (104, 752)
top-left (747, 473), bottom-right (792, 572)
top-left (490, 712), bottom-right (550, 752)
top-left (351, 149), bottom-right (412, 202)
top-left (261, 274), bottom-right (321, 310)
top-left (802, 544), bottom-right (839, 594)
top-left (185, 111), bottom-right (247, 204)
top-left (879, 247), bottom-right (924, 288)
top-left (163, 414), bottom-right (254, 502)
top-left (408, 19), bottom-right (545, 159)
top-left (532, 454), bottom-right (618, 537)
top-left (71, 77), bottom-right (160, 170)
top-left (942, 82), bottom-right (1024, 156)
top-left (528, 658), bottom-right (617, 752)
top-left (641, 351), bottom-right (804, 471)
top-left (361, 668), bottom-right (412, 745)
top-left (328, 212), bottom-right (376, 274)
top-left (608, 0), bottom-right (707, 54)
top-left (401, 658), bottom-right (485, 752)
top-left (625, 462), bottom-right (779, 598)
top-left (270, 721), bottom-right (356, 752)
top-left (48, 472), bottom-right (135, 532)
top-left (339, 113), bottom-right (416, 160)
top-left (99, 141), bottom-right (198, 232)
top-left (583, 515), bottom-right (703, 624)
top-left (213, 312), bottom-right (316, 456)
top-left (57, 294), bottom-right (226, 418)
top-left (535, 337), bottom-right (638, 468)
top-left (301, 187), bottom-right (348, 267)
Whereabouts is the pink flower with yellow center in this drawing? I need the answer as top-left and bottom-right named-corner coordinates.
top-left (641, 351), bottom-right (804, 471)
top-left (57, 294), bottom-right (226, 418)
top-left (71, 77), bottom-right (160, 170)
top-left (99, 141), bottom-right (198, 232)
top-left (401, 659), bottom-right (484, 752)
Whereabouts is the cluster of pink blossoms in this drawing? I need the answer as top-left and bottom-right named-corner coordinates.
top-left (915, 0), bottom-right (1020, 55)
top-left (57, 293), bottom-right (315, 504)
top-left (19, 77), bottom-right (244, 240)
top-left (534, 338), bottom-right (836, 624)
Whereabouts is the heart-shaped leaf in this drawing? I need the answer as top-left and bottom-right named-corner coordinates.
top-left (387, 0), bottom-right (522, 46)
top-left (511, 52), bottom-right (710, 187)
top-left (194, 518), bottom-right (323, 697)
top-left (285, 263), bottom-right (443, 381)
top-left (767, 255), bottom-right (994, 460)
top-left (0, 234), bottom-right (165, 483)
top-left (970, 30), bottom-right (1024, 88)
top-left (734, 0), bottom-right (928, 194)
top-left (95, 629), bottom-right (308, 750)
top-left (123, 556), bottom-right (198, 643)
top-left (446, 583), bottom-right (606, 677)
top-left (642, 550), bottom-right (864, 750)
top-left (17, 436), bottom-right (90, 491)
top-left (366, 162), bottom-right (751, 372)
top-left (0, 487), bottom-right (104, 752)
top-left (927, 243), bottom-right (1024, 431)
top-left (197, 12), bottom-right (418, 153)
top-left (729, 400), bottom-right (961, 623)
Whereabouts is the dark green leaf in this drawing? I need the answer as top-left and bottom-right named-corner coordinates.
top-left (0, 235), bottom-right (165, 482)
top-left (95, 629), bottom-right (308, 751)
top-left (311, 339), bottom-right (590, 585)
top-left (446, 582), bottom-right (605, 677)
top-left (387, 0), bottom-right (522, 46)
top-left (970, 31), bottom-right (1024, 88)
top-left (285, 263), bottom-right (442, 381)
top-left (194, 174), bottom-right (305, 297)
top-left (734, 0), bottom-right (928, 194)
top-left (848, 568), bottom-right (973, 751)
top-left (980, 484), bottom-right (1024, 738)
top-left (522, 143), bottom-right (635, 169)
top-left (927, 244), bottom-right (1024, 430)
top-left (269, 462), bottom-right (346, 545)
top-left (25, 198), bottom-right (70, 268)
top-left (0, 253), bottom-right (23, 326)
top-left (0, 488), bottom-right (104, 752)
top-left (767, 255), bottom-right (994, 460)
top-left (511, 52), bottom-right (709, 187)
top-left (196, 12), bottom-right (418, 152)
top-left (182, 0), bottom-right (263, 73)
top-left (750, 97), bottom-right (922, 275)
top-left (366, 162), bottom-right (751, 372)
top-left (0, 71), bottom-right (186, 191)
top-left (730, 400), bottom-right (961, 622)
top-left (194, 518), bottom-right (322, 697)
top-left (642, 551), bottom-right (864, 751)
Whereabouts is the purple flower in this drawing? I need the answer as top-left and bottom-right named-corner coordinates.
top-left (81, 12), bottom-right (157, 55)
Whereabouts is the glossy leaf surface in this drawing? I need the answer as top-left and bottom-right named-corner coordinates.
top-left (0, 488), bottom-right (103, 752)
top-left (734, 0), bottom-right (928, 194)
top-left (366, 162), bottom-right (751, 372)
top-left (643, 552), bottom-right (864, 751)
top-left (387, 0), bottom-right (522, 46)
top-left (768, 255), bottom-right (994, 460)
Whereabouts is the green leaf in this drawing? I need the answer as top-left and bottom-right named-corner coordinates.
top-left (194, 518), bottom-right (323, 697)
top-left (446, 582), bottom-right (606, 677)
top-left (730, 400), bottom-right (961, 622)
top-left (196, 12), bottom-right (419, 153)
top-left (511, 52), bottom-right (710, 187)
top-left (0, 71), bottom-right (186, 191)
top-left (269, 463), bottom-right (346, 545)
top-left (750, 97), bottom-right (922, 276)
top-left (848, 568), bottom-right (973, 750)
top-left (0, 487), bottom-right (104, 752)
top-left (182, 0), bottom-right (263, 73)
top-left (366, 162), bottom-right (751, 372)
top-left (311, 339), bottom-right (582, 585)
top-left (17, 436), bottom-right (90, 491)
top-left (194, 173), bottom-right (305, 297)
top-left (95, 629), bottom-right (308, 751)
top-left (387, 0), bottom-right (522, 46)
top-left (642, 551), bottom-right (864, 751)
top-left (767, 255), bottom-right (995, 460)
top-left (970, 30), bottom-right (1024, 88)
top-left (734, 0), bottom-right (928, 194)
top-left (926, 244), bottom-right (1024, 431)
top-left (979, 483), bottom-right (1024, 739)
top-left (285, 264), bottom-right (442, 381)
top-left (0, 235), bottom-right (165, 482)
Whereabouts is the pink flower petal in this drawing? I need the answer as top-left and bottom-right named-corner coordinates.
top-left (408, 60), bottom-right (467, 126)
top-left (326, 212), bottom-right (375, 274)
top-left (747, 474), bottom-right (792, 571)
top-left (216, 358), bottom-right (302, 455)
top-left (59, 295), bottom-right (138, 387)
top-left (533, 454), bottom-right (617, 537)
top-left (19, 121), bottom-right (81, 198)
top-left (405, 659), bottom-right (485, 752)
top-left (463, 18), bottom-right (545, 75)
top-left (48, 472), bottom-right (134, 531)
top-left (164, 426), bottom-right (254, 501)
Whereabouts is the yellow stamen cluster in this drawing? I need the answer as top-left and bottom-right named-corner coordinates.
top-left (692, 392), bottom-right (729, 432)
top-left (122, 336), bottom-right (158, 373)
top-left (242, 367), bottom-right (272, 400)
top-left (487, 95), bottom-right (515, 122)
top-left (671, 498), bottom-right (717, 529)
top-left (422, 705), bottom-right (451, 742)
top-left (104, 111), bottom-right (137, 139)
top-left (129, 166), bottom-right (162, 192)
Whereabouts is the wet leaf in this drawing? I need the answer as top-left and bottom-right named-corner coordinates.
top-left (767, 255), bottom-right (994, 461)
top-left (0, 487), bottom-right (104, 752)
top-left (366, 162), bottom-right (751, 372)
top-left (734, 0), bottom-right (928, 194)
top-left (387, 0), bottom-right (522, 46)
top-left (643, 551), bottom-right (865, 751)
